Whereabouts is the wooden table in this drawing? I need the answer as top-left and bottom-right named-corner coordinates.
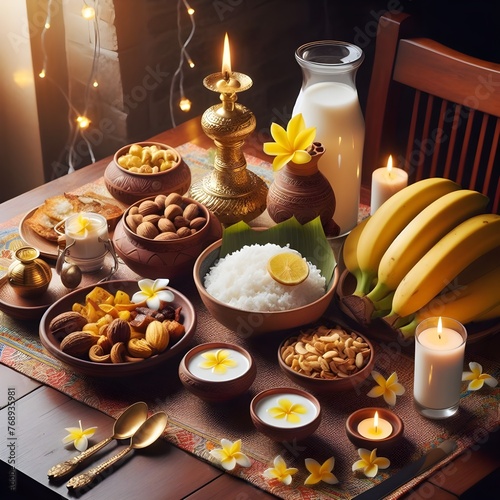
top-left (1, 117), bottom-right (498, 499)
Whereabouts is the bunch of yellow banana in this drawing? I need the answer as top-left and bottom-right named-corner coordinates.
top-left (342, 177), bottom-right (500, 336)
top-left (351, 177), bottom-right (460, 296)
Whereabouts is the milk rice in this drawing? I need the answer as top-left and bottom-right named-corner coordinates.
top-left (204, 243), bottom-right (326, 311)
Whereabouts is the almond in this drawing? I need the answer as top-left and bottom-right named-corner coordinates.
top-left (164, 193), bottom-right (183, 207)
top-left (182, 203), bottom-right (199, 221)
top-left (164, 204), bottom-right (183, 220)
top-left (157, 217), bottom-right (176, 233)
top-left (136, 221), bottom-right (159, 239)
top-left (154, 231), bottom-right (180, 241)
top-left (176, 227), bottom-right (192, 238)
top-left (137, 199), bottom-right (159, 216)
top-left (190, 217), bottom-right (207, 230)
top-left (174, 215), bottom-right (190, 229)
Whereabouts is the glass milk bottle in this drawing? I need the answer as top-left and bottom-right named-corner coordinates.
top-left (293, 41), bottom-right (365, 234)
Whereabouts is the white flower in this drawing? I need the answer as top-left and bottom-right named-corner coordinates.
top-left (131, 278), bottom-right (174, 310)
top-left (62, 420), bottom-right (97, 452)
top-left (462, 362), bottom-right (498, 391)
top-left (263, 455), bottom-right (298, 485)
top-left (367, 371), bottom-right (405, 406)
top-left (352, 448), bottom-right (390, 478)
top-left (209, 438), bottom-right (251, 471)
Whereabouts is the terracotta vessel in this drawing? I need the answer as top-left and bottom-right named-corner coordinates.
top-left (178, 342), bottom-right (257, 402)
top-left (266, 142), bottom-right (336, 229)
top-left (104, 142), bottom-right (191, 205)
top-left (113, 196), bottom-right (222, 282)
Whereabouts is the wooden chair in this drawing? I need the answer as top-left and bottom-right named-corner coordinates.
top-left (362, 11), bottom-right (500, 213)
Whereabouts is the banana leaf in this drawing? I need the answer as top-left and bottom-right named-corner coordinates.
top-left (219, 216), bottom-right (336, 284)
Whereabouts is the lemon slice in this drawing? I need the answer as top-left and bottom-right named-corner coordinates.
top-left (267, 252), bottom-right (310, 286)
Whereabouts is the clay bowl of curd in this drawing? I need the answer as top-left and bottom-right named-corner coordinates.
top-left (250, 387), bottom-right (321, 441)
top-left (178, 342), bottom-right (257, 402)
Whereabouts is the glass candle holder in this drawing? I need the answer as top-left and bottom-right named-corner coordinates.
top-left (413, 317), bottom-right (467, 419)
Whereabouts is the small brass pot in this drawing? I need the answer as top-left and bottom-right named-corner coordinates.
top-left (8, 246), bottom-right (52, 298)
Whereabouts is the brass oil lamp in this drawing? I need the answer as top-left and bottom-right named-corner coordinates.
top-left (189, 34), bottom-right (268, 225)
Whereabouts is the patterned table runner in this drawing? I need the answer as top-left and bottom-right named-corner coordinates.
top-left (1, 143), bottom-right (498, 499)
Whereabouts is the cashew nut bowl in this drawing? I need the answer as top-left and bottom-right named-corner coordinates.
top-left (39, 280), bottom-right (196, 377)
top-left (277, 325), bottom-right (375, 394)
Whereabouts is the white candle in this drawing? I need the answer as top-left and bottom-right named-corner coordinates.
top-left (414, 317), bottom-right (466, 412)
top-left (357, 411), bottom-right (393, 440)
top-left (370, 156), bottom-right (408, 214)
top-left (187, 348), bottom-right (249, 382)
top-left (294, 81), bottom-right (365, 234)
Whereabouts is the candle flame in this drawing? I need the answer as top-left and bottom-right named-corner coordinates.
top-left (374, 411), bottom-right (379, 432)
top-left (437, 316), bottom-right (443, 340)
top-left (222, 33), bottom-right (231, 79)
top-left (386, 155), bottom-right (393, 174)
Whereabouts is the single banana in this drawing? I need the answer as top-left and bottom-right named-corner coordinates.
top-left (342, 216), bottom-right (370, 283)
top-left (390, 213), bottom-right (500, 319)
top-left (366, 190), bottom-right (489, 303)
top-left (398, 261), bottom-right (500, 337)
top-left (354, 177), bottom-right (460, 296)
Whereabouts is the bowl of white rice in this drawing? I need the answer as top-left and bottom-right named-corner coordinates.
top-left (193, 239), bottom-right (338, 337)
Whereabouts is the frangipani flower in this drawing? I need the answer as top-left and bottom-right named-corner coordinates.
top-left (131, 278), bottom-right (174, 310)
top-left (263, 113), bottom-right (316, 171)
top-left (263, 455), bottom-right (298, 485)
top-left (68, 213), bottom-right (92, 238)
top-left (268, 398), bottom-right (307, 424)
top-left (62, 420), bottom-right (97, 452)
top-left (367, 371), bottom-right (405, 406)
top-left (304, 457), bottom-right (339, 485)
top-left (209, 438), bottom-right (251, 470)
top-left (462, 362), bottom-right (498, 391)
top-left (200, 349), bottom-right (237, 375)
top-left (352, 448), bottom-right (390, 478)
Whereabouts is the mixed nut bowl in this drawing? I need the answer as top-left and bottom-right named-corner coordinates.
top-left (39, 280), bottom-right (196, 377)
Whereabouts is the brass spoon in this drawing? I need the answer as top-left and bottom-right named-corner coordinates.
top-left (66, 411), bottom-right (168, 490)
top-left (48, 401), bottom-right (148, 479)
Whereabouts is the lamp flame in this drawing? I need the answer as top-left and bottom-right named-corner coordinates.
top-left (222, 33), bottom-right (231, 79)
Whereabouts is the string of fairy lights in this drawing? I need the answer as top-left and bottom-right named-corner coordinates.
top-left (38, 0), bottom-right (196, 173)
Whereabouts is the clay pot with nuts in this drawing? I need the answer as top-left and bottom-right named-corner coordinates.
top-left (113, 193), bottom-right (223, 280)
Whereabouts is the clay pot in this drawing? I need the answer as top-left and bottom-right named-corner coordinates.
top-left (104, 142), bottom-right (191, 205)
top-left (178, 342), bottom-right (257, 402)
top-left (113, 196), bottom-right (222, 282)
top-left (266, 142), bottom-right (336, 229)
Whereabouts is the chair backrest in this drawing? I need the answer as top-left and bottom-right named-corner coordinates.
top-left (362, 12), bottom-right (500, 213)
